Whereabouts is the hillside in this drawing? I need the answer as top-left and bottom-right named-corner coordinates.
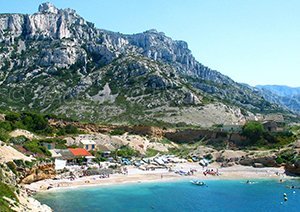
top-left (0, 3), bottom-right (289, 126)
top-left (256, 85), bottom-right (300, 114)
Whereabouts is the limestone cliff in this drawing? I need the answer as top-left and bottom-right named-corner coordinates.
top-left (0, 2), bottom-right (289, 126)
top-left (20, 163), bottom-right (56, 184)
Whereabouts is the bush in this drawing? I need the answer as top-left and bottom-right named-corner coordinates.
top-left (5, 112), bottom-right (21, 122)
top-left (109, 129), bottom-right (126, 136)
top-left (9, 136), bottom-right (28, 145)
top-left (145, 148), bottom-right (161, 157)
top-left (4, 112), bottom-right (51, 134)
top-left (0, 121), bottom-right (12, 131)
top-left (0, 129), bottom-right (10, 142)
top-left (21, 112), bottom-right (48, 132)
top-left (57, 125), bottom-right (79, 135)
top-left (64, 125), bottom-right (79, 134)
top-left (275, 156), bottom-right (284, 164)
top-left (6, 161), bottom-right (17, 175)
top-left (242, 121), bottom-right (265, 142)
top-left (112, 145), bottom-right (139, 158)
top-left (39, 138), bottom-right (67, 149)
top-left (23, 140), bottom-right (51, 156)
top-left (91, 151), bottom-right (108, 162)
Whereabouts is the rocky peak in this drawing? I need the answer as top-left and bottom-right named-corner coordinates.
top-left (38, 2), bottom-right (59, 14)
top-left (0, 3), bottom-right (287, 124)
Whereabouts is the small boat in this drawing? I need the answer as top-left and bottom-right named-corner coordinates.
top-left (191, 180), bottom-right (205, 186)
top-left (245, 180), bottom-right (257, 184)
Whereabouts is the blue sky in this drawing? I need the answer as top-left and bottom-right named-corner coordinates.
top-left (1, 0), bottom-right (299, 87)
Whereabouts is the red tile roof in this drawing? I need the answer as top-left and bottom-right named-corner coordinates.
top-left (68, 148), bottom-right (92, 157)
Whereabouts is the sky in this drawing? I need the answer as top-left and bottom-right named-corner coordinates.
top-left (0, 0), bottom-right (299, 87)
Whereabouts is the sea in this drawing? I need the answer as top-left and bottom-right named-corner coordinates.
top-left (35, 179), bottom-right (300, 212)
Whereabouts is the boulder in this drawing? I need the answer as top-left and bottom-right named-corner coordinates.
top-left (0, 114), bottom-right (5, 121)
top-left (254, 156), bottom-right (279, 167)
top-left (294, 140), bottom-right (300, 149)
top-left (183, 92), bottom-right (201, 105)
top-left (253, 163), bottom-right (264, 168)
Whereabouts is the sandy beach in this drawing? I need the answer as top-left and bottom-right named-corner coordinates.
top-left (25, 163), bottom-right (293, 193)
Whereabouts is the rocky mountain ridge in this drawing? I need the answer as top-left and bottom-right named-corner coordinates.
top-left (256, 85), bottom-right (300, 114)
top-left (0, 2), bottom-right (288, 126)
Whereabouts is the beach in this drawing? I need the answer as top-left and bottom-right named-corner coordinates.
top-left (25, 163), bottom-right (291, 193)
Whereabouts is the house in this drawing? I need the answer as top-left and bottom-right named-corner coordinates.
top-left (49, 149), bottom-right (62, 158)
top-left (51, 148), bottom-right (95, 169)
top-left (68, 148), bottom-right (95, 163)
top-left (80, 140), bottom-right (96, 151)
top-left (41, 142), bottom-right (56, 150)
top-left (50, 149), bottom-right (74, 170)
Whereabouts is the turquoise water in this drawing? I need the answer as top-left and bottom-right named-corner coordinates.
top-left (35, 179), bottom-right (300, 212)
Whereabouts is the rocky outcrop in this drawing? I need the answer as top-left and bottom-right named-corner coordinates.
top-left (21, 164), bottom-right (56, 184)
top-left (285, 160), bottom-right (300, 176)
top-left (183, 92), bottom-right (201, 105)
top-left (0, 160), bottom-right (53, 211)
top-left (38, 2), bottom-right (59, 14)
top-left (127, 29), bottom-right (231, 84)
top-left (239, 156), bottom-right (279, 168)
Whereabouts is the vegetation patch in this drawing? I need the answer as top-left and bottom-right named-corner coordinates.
top-left (0, 181), bottom-right (18, 212)
top-left (23, 140), bottom-right (51, 157)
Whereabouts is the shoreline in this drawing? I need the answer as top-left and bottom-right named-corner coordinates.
top-left (26, 164), bottom-right (298, 193)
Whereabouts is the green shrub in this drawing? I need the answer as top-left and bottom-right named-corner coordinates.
top-left (91, 151), bottom-right (108, 162)
top-left (109, 129), bottom-right (126, 136)
top-left (168, 147), bottom-right (189, 157)
top-left (65, 125), bottom-right (79, 134)
top-left (275, 156), bottom-right (284, 164)
top-left (242, 121), bottom-right (264, 143)
top-left (21, 112), bottom-right (48, 132)
top-left (112, 145), bottom-right (139, 158)
top-left (13, 159), bottom-right (25, 167)
top-left (5, 112), bottom-right (21, 122)
top-left (4, 112), bottom-right (51, 135)
top-left (0, 181), bottom-right (18, 211)
top-left (6, 161), bottom-right (17, 175)
top-left (23, 140), bottom-right (51, 156)
top-left (145, 148), bottom-right (161, 157)
top-left (39, 138), bottom-right (67, 149)
top-left (9, 136), bottom-right (28, 145)
top-left (57, 125), bottom-right (79, 135)
top-left (0, 121), bottom-right (12, 131)
top-left (0, 129), bottom-right (10, 142)
top-left (160, 138), bottom-right (171, 144)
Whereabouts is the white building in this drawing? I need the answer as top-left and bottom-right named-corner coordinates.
top-left (80, 140), bottom-right (96, 151)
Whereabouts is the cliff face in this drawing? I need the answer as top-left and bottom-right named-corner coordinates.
top-left (21, 163), bottom-right (56, 184)
top-left (0, 3), bottom-right (287, 126)
top-left (285, 161), bottom-right (300, 176)
top-left (0, 160), bottom-right (53, 211)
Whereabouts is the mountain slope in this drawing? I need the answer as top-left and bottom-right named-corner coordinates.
top-left (256, 85), bottom-right (300, 113)
top-left (0, 3), bottom-right (287, 126)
